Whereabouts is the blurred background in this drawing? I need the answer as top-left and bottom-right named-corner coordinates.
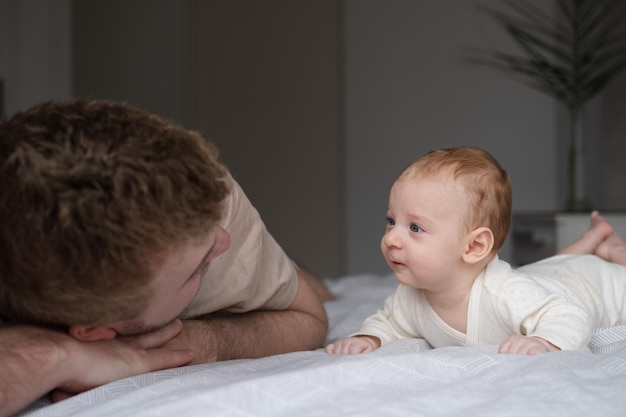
top-left (1, 0), bottom-right (625, 278)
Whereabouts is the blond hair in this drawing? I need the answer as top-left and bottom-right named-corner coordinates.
top-left (398, 147), bottom-right (512, 253)
top-left (0, 100), bottom-right (230, 326)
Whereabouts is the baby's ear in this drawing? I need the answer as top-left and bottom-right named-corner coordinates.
top-left (462, 226), bottom-right (494, 264)
top-left (69, 324), bottom-right (118, 341)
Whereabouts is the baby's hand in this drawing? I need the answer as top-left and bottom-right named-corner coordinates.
top-left (325, 336), bottom-right (380, 354)
top-left (498, 335), bottom-right (560, 355)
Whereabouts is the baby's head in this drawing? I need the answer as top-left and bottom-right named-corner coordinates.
top-left (398, 147), bottom-right (512, 255)
top-left (0, 99), bottom-right (230, 328)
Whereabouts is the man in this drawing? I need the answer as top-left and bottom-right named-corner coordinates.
top-left (0, 100), bottom-right (332, 416)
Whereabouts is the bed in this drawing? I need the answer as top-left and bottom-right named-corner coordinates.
top-left (20, 272), bottom-right (626, 417)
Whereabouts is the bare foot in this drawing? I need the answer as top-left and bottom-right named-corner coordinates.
top-left (558, 211), bottom-right (615, 255)
top-left (595, 214), bottom-right (626, 262)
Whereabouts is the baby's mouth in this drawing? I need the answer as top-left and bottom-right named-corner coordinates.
top-left (388, 258), bottom-right (405, 267)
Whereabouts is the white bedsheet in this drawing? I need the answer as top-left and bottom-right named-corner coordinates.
top-left (21, 273), bottom-right (626, 417)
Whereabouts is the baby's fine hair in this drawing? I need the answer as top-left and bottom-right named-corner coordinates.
top-left (0, 99), bottom-right (229, 327)
top-left (398, 146), bottom-right (512, 253)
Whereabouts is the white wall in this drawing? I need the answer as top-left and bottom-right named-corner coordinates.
top-left (345, 0), bottom-right (558, 274)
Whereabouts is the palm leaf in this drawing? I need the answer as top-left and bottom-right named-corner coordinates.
top-left (467, 0), bottom-right (626, 211)
top-left (470, 0), bottom-right (626, 110)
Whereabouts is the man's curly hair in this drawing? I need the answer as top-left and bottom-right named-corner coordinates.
top-left (0, 99), bottom-right (230, 327)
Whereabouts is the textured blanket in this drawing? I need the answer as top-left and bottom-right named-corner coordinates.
top-left (21, 273), bottom-right (626, 417)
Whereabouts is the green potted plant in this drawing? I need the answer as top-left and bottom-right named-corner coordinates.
top-left (469, 0), bottom-right (626, 212)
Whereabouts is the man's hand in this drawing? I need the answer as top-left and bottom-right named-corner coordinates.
top-left (0, 320), bottom-right (193, 417)
top-left (325, 335), bottom-right (380, 355)
top-left (498, 335), bottom-right (560, 355)
top-left (53, 319), bottom-right (194, 400)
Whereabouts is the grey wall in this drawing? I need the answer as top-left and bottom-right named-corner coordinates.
top-left (4, 0), bottom-right (626, 278)
top-left (73, 1), bottom-right (198, 129)
top-left (193, 2), bottom-right (345, 277)
top-left (343, 1), bottom-right (626, 274)
top-left (345, 0), bottom-right (560, 273)
top-left (72, 0), bottom-right (345, 278)
top-left (0, 0), bottom-right (72, 115)
top-left (602, 73), bottom-right (626, 209)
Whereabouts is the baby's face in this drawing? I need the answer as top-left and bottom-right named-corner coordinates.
top-left (380, 175), bottom-right (470, 291)
top-left (114, 225), bottom-right (231, 335)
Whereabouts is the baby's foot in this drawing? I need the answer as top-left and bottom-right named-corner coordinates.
top-left (559, 211), bottom-right (614, 255)
top-left (595, 219), bottom-right (626, 262)
top-left (588, 210), bottom-right (615, 240)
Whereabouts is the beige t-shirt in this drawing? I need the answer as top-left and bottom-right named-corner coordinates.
top-left (181, 174), bottom-right (298, 318)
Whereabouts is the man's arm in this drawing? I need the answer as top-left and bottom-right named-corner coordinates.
top-left (0, 321), bottom-right (193, 417)
top-left (165, 269), bottom-right (329, 363)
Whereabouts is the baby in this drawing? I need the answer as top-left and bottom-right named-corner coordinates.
top-left (326, 147), bottom-right (626, 355)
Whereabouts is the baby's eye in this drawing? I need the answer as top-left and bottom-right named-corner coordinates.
top-left (386, 217), bottom-right (395, 226)
top-left (410, 224), bottom-right (422, 233)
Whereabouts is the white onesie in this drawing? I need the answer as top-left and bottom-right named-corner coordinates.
top-left (357, 254), bottom-right (626, 350)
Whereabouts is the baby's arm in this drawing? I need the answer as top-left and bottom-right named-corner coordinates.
top-left (498, 335), bottom-right (560, 355)
top-left (326, 286), bottom-right (420, 355)
top-left (325, 335), bottom-right (381, 355)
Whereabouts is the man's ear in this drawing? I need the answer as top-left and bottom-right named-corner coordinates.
top-left (462, 226), bottom-right (494, 264)
top-left (68, 324), bottom-right (118, 341)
